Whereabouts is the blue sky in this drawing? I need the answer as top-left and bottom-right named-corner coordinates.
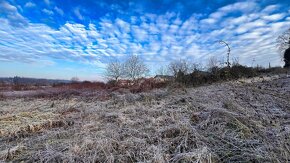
top-left (0, 0), bottom-right (290, 81)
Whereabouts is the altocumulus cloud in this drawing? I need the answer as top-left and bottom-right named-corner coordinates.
top-left (0, 0), bottom-right (289, 80)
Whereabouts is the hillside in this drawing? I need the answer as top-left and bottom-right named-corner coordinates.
top-left (0, 76), bottom-right (289, 162)
top-left (0, 77), bottom-right (70, 85)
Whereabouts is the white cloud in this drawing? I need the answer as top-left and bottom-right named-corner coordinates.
top-left (262, 5), bottom-right (280, 14)
top-left (236, 19), bottom-right (266, 34)
top-left (74, 7), bottom-right (83, 20)
top-left (0, 1), bottom-right (28, 27)
top-left (200, 18), bottom-right (216, 24)
top-left (200, 1), bottom-right (259, 26)
top-left (0, 19), bottom-right (102, 67)
top-left (262, 13), bottom-right (286, 21)
top-left (54, 6), bottom-right (64, 16)
top-left (0, 0), bottom-right (289, 73)
top-left (24, 2), bottom-right (36, 8)
top-left (44, 0), bottom-right (50, 5)
top-left (0, 1), bottom-right (17, 12)
top-left (115, 18), bottom-right (130, 33)
top-left (42, 9), bottom-right (54, 15)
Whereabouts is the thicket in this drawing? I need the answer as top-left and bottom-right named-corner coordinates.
top-left (175, 64), bottom-right (287, 86)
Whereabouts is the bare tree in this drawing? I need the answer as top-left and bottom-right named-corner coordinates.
top-left (207, 56), bottom-right (219, 68)
top-left (277, 28), bottom-right (290, 53)
top-left (156, 65), bottom-right (169, 76)
top-left (168, 59), bottom-right (190, 78)
top-left (105, 60), bottom-right (124, 81)
top-left (191, 62), bottom-right (202, 72)
top-left (277, 28), bottom-right (290, 68)
top-left (232, 57), bottom-right (240, 66)
top-left (124, 55), bottom-right (149, 80)
top-left (207, 56), bottom-right (219, 73)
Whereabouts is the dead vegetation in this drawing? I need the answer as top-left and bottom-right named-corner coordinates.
top-left (0, 76), bottom-right (289, 162)
top-left (0, 111), bottom-right (72, 138)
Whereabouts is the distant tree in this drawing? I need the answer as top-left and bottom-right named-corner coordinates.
top-left (156, 65), bottom-right (169, 76)
top-left (71, 77), bottom-right (80, 83)
top-left (277, 28), bottom-right (290, 68)
top-left (207, 56), bottom-right (219, 68)
top-left (13, 76), bottom-right (20, 85)
top-left (168, 59), bottom-right (191, 78)
top-left (124, 55), bottom-right (149, 80)
top-left (207, 56), bottom-right (219, 73)
top-left (232, 57), bottom-right (240, 66)
top-left (176, 70), bottom-right (186, 83)
top-left (105, 59), bottom-right (124, 81)
top-left (191, 62), bottom-right (202, 72)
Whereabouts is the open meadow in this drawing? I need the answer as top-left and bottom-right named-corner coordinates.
top-left (0, 76), bottom-right (289, 162)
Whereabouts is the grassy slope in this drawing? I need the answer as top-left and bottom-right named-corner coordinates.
top-left (0, 77), bottom-right (289, 162)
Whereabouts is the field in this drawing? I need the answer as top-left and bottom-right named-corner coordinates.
top-left (0, 76), bottom-right (289, 162)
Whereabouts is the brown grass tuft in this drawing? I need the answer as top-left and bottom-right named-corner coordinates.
top-left (0, 112), bottom-right (72, 138)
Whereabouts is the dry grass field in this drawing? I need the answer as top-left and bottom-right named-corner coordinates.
top-left (0, 76), bottom-right (289, 162)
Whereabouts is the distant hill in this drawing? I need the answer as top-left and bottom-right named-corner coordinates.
top-left (0, 77), bottom-right (70, 85)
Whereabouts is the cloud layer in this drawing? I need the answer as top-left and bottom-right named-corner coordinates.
top-left (0, 0), bottom-right (290, 79)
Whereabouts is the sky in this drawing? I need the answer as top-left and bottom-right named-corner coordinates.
top-left (0, 0), bottom-right (290, 81)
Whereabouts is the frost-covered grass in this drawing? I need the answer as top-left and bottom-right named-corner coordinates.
top-left (0, 77), bottom-right (289, 162)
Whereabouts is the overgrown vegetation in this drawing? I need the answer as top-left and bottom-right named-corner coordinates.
top-left (175, 64), bottom-right (287, 86)
top-left (0, 77), bottom-right (289, 162)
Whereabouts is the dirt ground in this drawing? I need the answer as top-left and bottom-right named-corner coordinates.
top-left (0, 76), bottom-right (289, 162)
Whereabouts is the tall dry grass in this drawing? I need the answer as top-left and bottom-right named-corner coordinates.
top-left (0, 77), bottom-right (289, 162)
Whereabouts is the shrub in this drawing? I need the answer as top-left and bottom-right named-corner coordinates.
top-left (173, 64), bottom-right (287, 87)
top-left (228, 65), bottom-right (257, 79)
top-left (257, 67), bottom-right (287, 74)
